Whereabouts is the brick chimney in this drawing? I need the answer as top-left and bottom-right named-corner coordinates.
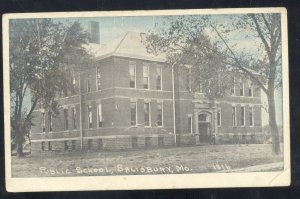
top-left (89, 21), bottom-right (100, 44)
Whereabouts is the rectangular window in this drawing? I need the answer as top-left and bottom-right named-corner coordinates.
top-left (98, 139), bottom-right (103, 150)
top-left (96, 66), bottom-right (101, 90)
top-left (71, 70), bottom-right (76, 95)
top-left (72, 140), bottom-right (76, 150)
top-left (48, 112), bottom-right (52, 132)
top-left (87, 139), bottom-right (92, 150)
top-left (188, 115), bottom-right (192, 133)
top-left (249, 106), bottom-right (254, 126)
top-left (232, 106), bottom-right (236, 126)
top-left (72, 107), bottom-right (77, 129)
top-left (41, 112), bottom-right (46, 132)
top-left (241, 106), bottom-right (245, 126)
top-left (64, 108), bottom-right (68, 130)
top-left (217, 109), bottom-right (221, 126)
top-left (88, 105), bottom-right (93, 128)
top-left (129, 62), bottom-right (136, 88)
top-left (143, 64), bottom-right (149, 89)
top-left (41, 142), bottom-right (45, 151)
top-left (231, 78), bottom-right (235, 95)
top-left (97, 103), bottom-right (103, 127)
top-left (86, 79), bottom-right (91, 92)
top-left (199, 83), bottom-right (204, 93)
top-left (130, 102), bottom-right (137, 126)
top-left (248, 81), bottom-right (253, 97)
top-left (186, 68), bottom-right (192, 91)
top-left (144, 102), bottom-right (150, 126)
top-left (156, 66), bottom-right (162, 90)
top-left (64, 141), bottom-right (68, 151)
top-left (157, 102), bottom-right (163, 126)
top-left (72, 71), bottom-right (76, 87)
top-left (48, 142), bottom-right (52, 151)
top-left (240, 79), bottom-right (244, 96)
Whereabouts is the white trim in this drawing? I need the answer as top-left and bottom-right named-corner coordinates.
top-left (72, 69), bottom-right (76, 89)
top-left (97, 102), bottom-right (103, 128)
top-left (149, 102), bottom-right (152, 127)
top-left (144, 102), bottom-right (151, 127)
top-left (156, 65), bottom-right (163, 90)
top-left (96, 65), bottom-right (101, 91)
top-left (130, 98), bottom-right (138, 103)
top-left (231, 77), bottom-right (235, 96)
top-left (31, 138), bottom-right (81, 142)
top-left (130, 101), bottom-right (137, 126)
top-left (32, 125), bottom-right (174, 135)
top-left (188, 114), bottom-right (193, 134)
top-left (241, 105), bottom-right (245, 126)
top-left (71, 106), bottom-right (77, 129)
top-left (86, 79), bottom-right (91, 92)
top-left (41, 112), bottom-right (46, 132)
top-left (232, 105), bottom-right (236, 127)
top-left (225, 95), bottom-right (260, 99)
top-left (219, 101), bottom-right (262, 106)
top-left (48, 111), bottom-right (53, 132)
top-left (143, 62), bottom-right (150, 89)
top-left (248, 80), bottom-right (253, 97)
top-left (217, 108), bottom-right (221, 127)
top-left (156, 101), bottom-right (163, 127)
top-left (242, 80), bottom-right (245, 96)
top-left (129, 61), bottom-right (136, 89)
top-left (55, 86), bottom-right (173, 97)
top-left (162, 102), bottom-right (164, 127)
top-left (135, 102), bottom-right (138, 126)
top-left (87, 104), bottom-right (93, 129)
top-left (249, 105), bottom-right (254, 127)
top-left (63, 107), bottom-right (69, 130)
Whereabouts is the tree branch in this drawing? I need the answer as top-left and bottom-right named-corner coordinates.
top-left (24, 96), bottom-right (39, 125)
top-left (261, 14), bottom-right (272, 36)
top-left (249, 14), bottom-right (271, 57)
top-left (210, 24), bottom-right (269, 95)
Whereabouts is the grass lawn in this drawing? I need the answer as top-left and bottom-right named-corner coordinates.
top-left (11, 144), bottom-right (283, 177)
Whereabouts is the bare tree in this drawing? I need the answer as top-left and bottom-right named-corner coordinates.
top-left (9, 19), bottom-right (92, 157)
top-left (145, 16), bottom-right (231, 99)
top-left (145, 13), bottom-right (282, 154)
top-left (211, 13), bottom-right (282, 154)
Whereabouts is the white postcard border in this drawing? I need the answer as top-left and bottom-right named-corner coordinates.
top-left (3, 7), bottom-right (290, 192)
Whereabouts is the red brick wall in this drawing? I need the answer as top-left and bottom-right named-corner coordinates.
top-left (30, 55), bottom-right (264, 152)
top-left (113, 57), bottom-right (172, 91)
top-left (218, 102), bottom-right (262, 135)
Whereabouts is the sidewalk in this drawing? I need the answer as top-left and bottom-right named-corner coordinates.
top-left (225, 162), bottom-right (284, 172)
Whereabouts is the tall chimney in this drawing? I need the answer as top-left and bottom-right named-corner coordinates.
top-left (89, 21), bottom-right (100, 44)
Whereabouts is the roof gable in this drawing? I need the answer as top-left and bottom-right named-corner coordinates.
top-left (85, 31), bottom-right (166, 63)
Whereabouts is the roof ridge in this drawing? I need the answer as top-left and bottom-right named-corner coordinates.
top-left (113, 31), bottom-right (130, 54)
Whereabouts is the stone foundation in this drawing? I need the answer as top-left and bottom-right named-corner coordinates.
top-left (30, 133), bottom-right (265, 153)
top-left (215, 133), bottom-right (264, 144)
top-left (31, 134), bottom-right (178, 152)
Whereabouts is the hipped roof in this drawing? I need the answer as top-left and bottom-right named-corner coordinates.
top-left (84, 31), bottom-right (166, 63)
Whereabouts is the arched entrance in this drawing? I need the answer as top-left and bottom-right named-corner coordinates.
top-left (198, 112), bottom-right (211, 143)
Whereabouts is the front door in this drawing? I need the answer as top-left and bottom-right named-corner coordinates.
top-left (198, 113), bottom-right (210, 143)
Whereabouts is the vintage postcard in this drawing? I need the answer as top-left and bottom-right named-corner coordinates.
top-left (3, 8), bottom-right (290, 192)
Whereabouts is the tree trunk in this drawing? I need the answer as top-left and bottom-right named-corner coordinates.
top-left (16, 130), bottom-right (24, 158)
top-left (268, 89), bottom-right (281, 155)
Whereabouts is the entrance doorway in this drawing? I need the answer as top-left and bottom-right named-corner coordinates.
top-left (198, 113), bottom-right (211, 143)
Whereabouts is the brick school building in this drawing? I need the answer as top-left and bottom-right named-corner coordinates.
top-left (30, 31), bottom-right (263, 152)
